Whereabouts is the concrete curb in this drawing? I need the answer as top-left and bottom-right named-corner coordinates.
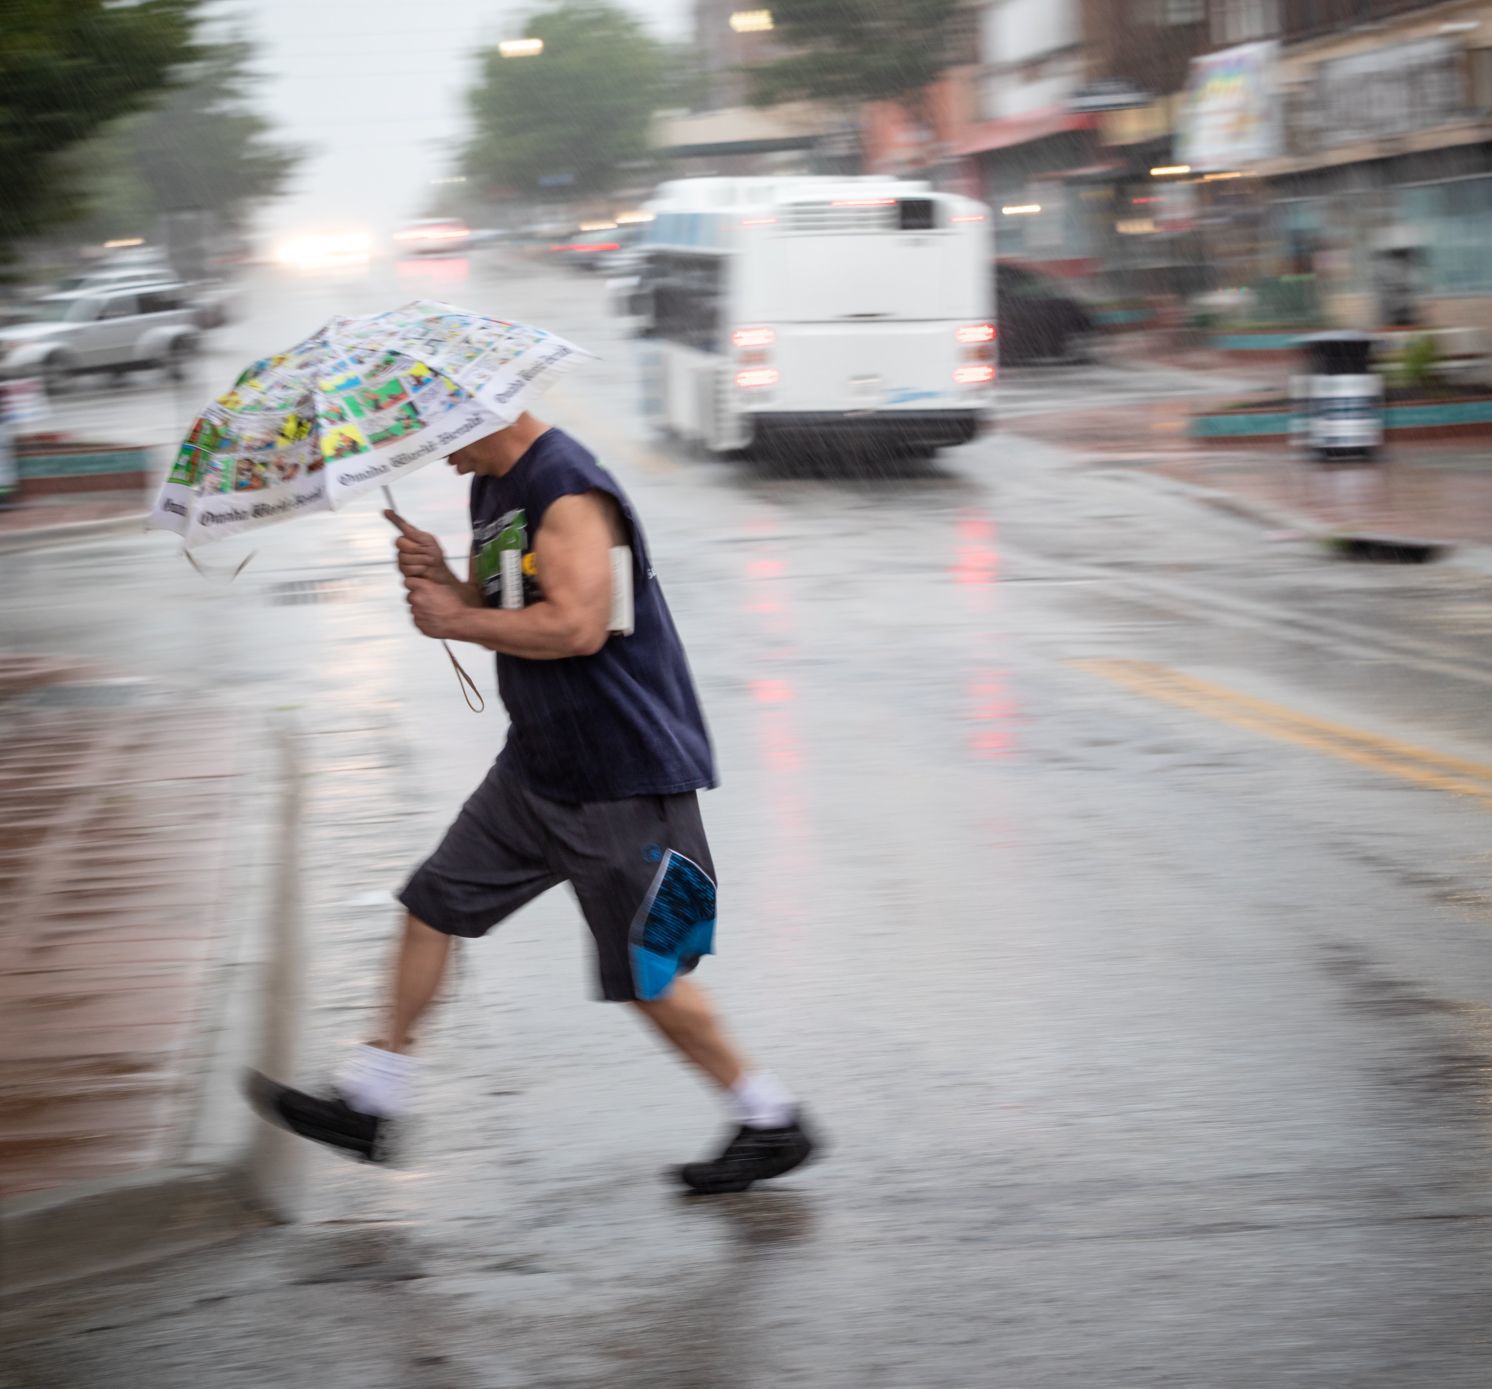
top-left (0, 511), bottom-right (149, 555)
top-left (1113, 468), bottom-right (1321, 535)
top-left (0, 719), bottom-right (307, 1295)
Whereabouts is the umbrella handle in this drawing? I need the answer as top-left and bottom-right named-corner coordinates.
top-left (442, 640), bottom-right (485, 713)
top-left (384, 484), bottom-right (485, 714)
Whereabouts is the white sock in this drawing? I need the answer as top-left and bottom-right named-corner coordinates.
top-left (335, 1044), bottom-right (417, 1118)
top-left (729, 1071), bottom-right (795, 1129)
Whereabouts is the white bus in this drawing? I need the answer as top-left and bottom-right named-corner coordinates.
top-left (633, 176), bottom-right (995, 456)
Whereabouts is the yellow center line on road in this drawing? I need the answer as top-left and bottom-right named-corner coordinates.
top-left (1076, 658), bottom-right (1492, 811)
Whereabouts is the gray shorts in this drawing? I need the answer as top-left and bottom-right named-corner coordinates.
top-left (398, 760), bottom-right (717, 1002)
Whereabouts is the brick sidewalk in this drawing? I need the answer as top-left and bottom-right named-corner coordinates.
top-left (1146, 448), bottom-right (1492, 546)
top-left (1013, 397), bottom-right (1492, 547)
top-left (0, 657), bottom-right (241, 1198)
top-left (0, 497), bottom-right (142, 533)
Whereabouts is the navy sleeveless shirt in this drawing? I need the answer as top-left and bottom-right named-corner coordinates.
top-left (469, 429), bottom-right (716, 803)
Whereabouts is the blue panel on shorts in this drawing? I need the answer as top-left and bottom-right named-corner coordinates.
top-left (630, 852), bottom-right (717, 1000)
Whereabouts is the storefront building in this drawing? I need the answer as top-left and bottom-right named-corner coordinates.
top-left (1262, 5), bottom-right (1492, 331)
top-left (951, 0), bottom-right (1109, 278)
top-left (1162, 2), bottom-right (1492, 329)
top-left (1070, 0), bottom-right (1218, 297)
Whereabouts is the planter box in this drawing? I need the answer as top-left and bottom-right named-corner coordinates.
top-left (1382, 398), bottom-right (1492, 441)
top-left (1208, 331), bottom-right (1308, 363)
top-left (13, 438), bottom-right (153, 499)
top-left (1190, 397), bottom-right (1492, 446)
top-left (1095, 308), bottom-right (1156, 331)
top-left (1191, 409), bottom-right (1297, 442)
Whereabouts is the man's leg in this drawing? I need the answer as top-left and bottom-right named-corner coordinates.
top-left (325, 913), bottom-right (454, 1122)
top-left (378, 913), bottom-right (455, 1054)
top-left (247, 762), bottom-right (556, 1163)
top-left (633, 977), bottom-right (814, 1194)
top-left (562, 789), bottom-right (819, 1192)
top-left (631, 976), bottom-right (746, 1090)
top-left (245, 914), bottom-right (453, 1163)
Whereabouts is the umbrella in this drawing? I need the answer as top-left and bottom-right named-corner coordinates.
top-left (150, 299), bottom-right (590, 710)
top-left (148, 298), bottom-right (589, 547)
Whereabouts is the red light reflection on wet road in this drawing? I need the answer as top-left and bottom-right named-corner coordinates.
top-left (750, 678), bottom-right (795, 705)
top-left (396, 257), bottom-right (470, 287)
top-left (967, 667), bottom-right (1018, 759)
top-left (952, 513), bottom-right (1000, 586)
top-left (743, 542), bottom-right (813, 929)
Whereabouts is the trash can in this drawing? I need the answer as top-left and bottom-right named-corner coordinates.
top-left (1293, 331), bottom-right (1383, 459)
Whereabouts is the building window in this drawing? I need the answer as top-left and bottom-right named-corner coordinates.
top-left (1212, 0), bottom-right (1280, 43)
top-left (1163, 0), bottom-right (1205, 22)
top-left (944, 3), bottom-right (981, 66)
top-left (1399, 177), bottom-right (1492, 296)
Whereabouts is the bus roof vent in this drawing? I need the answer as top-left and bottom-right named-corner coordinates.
top-left (778, 200), bottom-right (899, 234)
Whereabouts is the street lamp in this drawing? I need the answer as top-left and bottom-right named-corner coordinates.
top-left (499, 37), bottom-right (543, 57)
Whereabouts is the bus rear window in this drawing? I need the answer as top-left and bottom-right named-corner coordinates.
top-left (898, 199), bottom-right (937, 231)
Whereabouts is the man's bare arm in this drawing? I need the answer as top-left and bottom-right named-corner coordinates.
top-left (404, 492), bottom-right (617, 660)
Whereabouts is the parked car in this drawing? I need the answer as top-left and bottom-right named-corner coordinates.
top-left (46, 264), bottom-right (237, 330)
top-left (393, 219), bottom-right (473, 256)
top-left (0, 284), bottom-right (202, 396)
top-left (994, 262), bottom-right (1098, 364)
top-left (50, 264), bottom-right (179, 296)
top-left (548, 224), bottom-right (626, 273)
top-left (187, 278), bottom-right (240, 329)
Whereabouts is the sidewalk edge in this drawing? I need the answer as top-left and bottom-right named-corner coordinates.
top-left (0, 718), bottom-right (307, 1294)
top-left (1126, 471), bottom-right (1314, 534)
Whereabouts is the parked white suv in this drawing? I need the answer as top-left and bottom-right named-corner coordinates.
top-left (0, 283), bottom-right (202, 395)
top-left (46, 266), bottom-right (237, 330)
top-left (49, 265), bottom-right (177, 296)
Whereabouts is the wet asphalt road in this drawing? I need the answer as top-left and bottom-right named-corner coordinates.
top-left (6, 252), bottom-right (1492, 1387)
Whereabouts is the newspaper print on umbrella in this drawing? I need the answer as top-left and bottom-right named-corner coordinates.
top-left (149, 299), bottom-right (590, 546)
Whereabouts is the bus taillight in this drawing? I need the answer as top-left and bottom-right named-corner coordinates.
top-left (732, 326), bottom-right (776, 349)
top-left (736, 367), bottom-right (780, 390)
top-left (954, 364), bottom-right (996, 386)
top-left (956, 323), bottom-right (996, 345)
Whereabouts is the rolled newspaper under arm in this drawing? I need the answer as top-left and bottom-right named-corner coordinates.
top-left (608, 545), bottom-right (634, 637)
top-left (493, 539), bottom-right (634, 637)
top-left (500, 548), bottom-right (523, 610)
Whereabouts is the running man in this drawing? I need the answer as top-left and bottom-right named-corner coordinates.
top-left (251, 412), bottom-right (817, 1194)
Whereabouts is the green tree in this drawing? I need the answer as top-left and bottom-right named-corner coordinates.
top-left (748, 0), bottom-right (964, 120)
top-left (0, 0), bottom-right (198, 257)
top-left (462, 1), bottom-right (666, 200)
top-left (76, 35), bottom-right (305, 239)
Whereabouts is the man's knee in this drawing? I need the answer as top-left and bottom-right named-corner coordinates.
top-left (634, 977), bottom-right (710, 1025)
top-left (404, 913), bottom-right (451, 946)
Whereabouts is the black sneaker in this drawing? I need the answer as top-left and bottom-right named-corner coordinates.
top-left (678, 1111), bottom-right (817, 1194)
top-left (244, 1071), bottom-right (395, 1164)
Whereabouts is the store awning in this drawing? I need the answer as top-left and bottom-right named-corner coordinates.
top-left (1047, 161), bottom-right (1124, 181)
top-left (652, 103), bottom-right (833, 159)
top-left (659, 136), bottom-right (821, 158)
top-left (953, 109), bottom-right (1097, 158)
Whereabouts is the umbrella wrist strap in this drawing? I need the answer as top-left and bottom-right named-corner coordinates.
top-left (442, 640), bottom-right (485, 713)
